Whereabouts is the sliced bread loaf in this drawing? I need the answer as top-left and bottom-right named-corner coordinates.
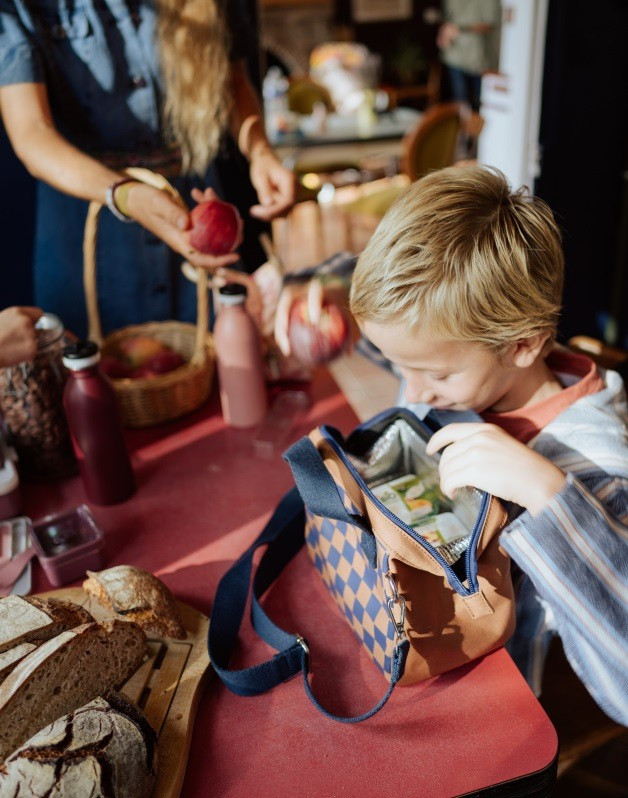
top-left (0, 643), bottom-right (37, 682)
top-left (0, 596), bottom-right (93, 654)
top-left (0, 691), bottom-right (157, 797)
top-left (84, 565), bottom-right (186, 639)
top-left (0, 619), bottom-right (146, 761)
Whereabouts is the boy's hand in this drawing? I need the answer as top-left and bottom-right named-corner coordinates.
top-left (426, 423), bottom-right (567, 516)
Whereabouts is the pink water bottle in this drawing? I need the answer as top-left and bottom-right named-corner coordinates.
top-left (214, 283), bottom-right (267, 428)
top-left (62, 341), bottom-right (135, 505)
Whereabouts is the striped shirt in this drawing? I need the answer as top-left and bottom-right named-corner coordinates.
top-left (499, 366), bottom-right (628, 725)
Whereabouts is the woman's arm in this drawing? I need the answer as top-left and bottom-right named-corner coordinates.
top-left (0, 82), bottom-right (239, 270)
top-left (228, 60), bottom-right (296, 221)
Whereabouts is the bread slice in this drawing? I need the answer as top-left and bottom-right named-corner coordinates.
top-left (84, 565), bottom-right (186, 639)
top-left (0, 643), bottom-right (37, 682)
top-left (0, 596), bottom-right (94, 654)
top-left (0, 691), bottom-right (157, 798)
top-left (0, 619), bottom-right (146, 761)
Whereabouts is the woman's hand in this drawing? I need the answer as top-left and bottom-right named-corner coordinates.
top-left (437, 22), bottom-right (460, 49)
top-left (0, 307), bottom-right (42, 368)
top-left (274, 279), bottom-right (324, 356)
top-left (125, 183), bottom-right (241, 272)
top-left (213, 267), bottom-right (263, 330)
top-left (426, 423), bottom-right (567, 516)
top-left (273, 278), bottom-right (353, 357)
top-left (248, 148), bottom-right (296, 221)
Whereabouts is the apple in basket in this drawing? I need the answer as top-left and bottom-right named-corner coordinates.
top-left (99, 356), bottom-right (132, 379)
top-left (189, 199), bottom-right (243, 255)
top-left (144, 350), bottom-right (186, 375)
top-left (287, 298), bottom-right (351, 367)
top-left (117, 336), bottom-right (165, 369)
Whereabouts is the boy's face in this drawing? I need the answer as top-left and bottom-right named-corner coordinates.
top-left (362, 319), bottom-right (517, 413)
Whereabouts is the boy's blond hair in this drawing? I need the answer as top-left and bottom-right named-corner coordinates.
top-left (350, 165), bottom-right (564, 350)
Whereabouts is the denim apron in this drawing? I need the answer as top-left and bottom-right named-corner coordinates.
top-left (0, 0), bottom-right (256, 337)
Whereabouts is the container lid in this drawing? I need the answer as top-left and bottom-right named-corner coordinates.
top-left (218, 283), bottom-right (247, 305)
top-left (35, 313), bottom-right (64, 350)
top-left (30, 504), bottom-right (104, 562)
top-left (62, 340), bottom-right (100, 370)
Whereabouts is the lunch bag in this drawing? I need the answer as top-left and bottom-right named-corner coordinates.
top-left (209, 408), bottom-right (515, 722)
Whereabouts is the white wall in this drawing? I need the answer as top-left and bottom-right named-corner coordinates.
top-left (477, 0), bottom-right (549, 189)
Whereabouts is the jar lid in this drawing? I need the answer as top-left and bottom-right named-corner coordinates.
top-left (35, 313), bottom-right (64, 350)
top-left (62, 340), bottom-right (100, 370)
top-left (218, 283), bottom-right (247, 305)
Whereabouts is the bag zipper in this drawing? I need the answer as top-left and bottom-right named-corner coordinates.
top-left (319, 423), bottom-right (490, 597)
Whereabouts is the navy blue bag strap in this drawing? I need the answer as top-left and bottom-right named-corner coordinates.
top-left (208, 485), bottom-right (410, 722)
top-left (281, 436), bottom-right (369, 531)
top-left (282, 435), bottom-right (378, 569)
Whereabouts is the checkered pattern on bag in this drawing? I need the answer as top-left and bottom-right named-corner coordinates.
top-left (305, 484), bottom-right (396, 676)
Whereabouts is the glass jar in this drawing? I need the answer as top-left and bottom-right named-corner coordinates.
top-left (0, 313), bottom-right (76, 481)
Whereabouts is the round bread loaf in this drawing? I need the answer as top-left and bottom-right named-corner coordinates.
top-left (83, 566), bottom-right (186, 639)
top-left (0, 691), bottom-right (157, 797)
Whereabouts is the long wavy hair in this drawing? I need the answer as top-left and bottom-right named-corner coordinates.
top-left (157, 0), bottom-right (232, 174)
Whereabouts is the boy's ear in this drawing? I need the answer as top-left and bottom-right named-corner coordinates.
top-left (509, 334), bottom-right (551, 368)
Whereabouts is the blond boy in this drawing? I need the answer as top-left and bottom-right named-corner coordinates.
top-left (350, 165), bottom-right (627, 724)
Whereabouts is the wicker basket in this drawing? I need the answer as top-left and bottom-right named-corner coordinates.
top-left (83, 167), bottom-right (214, 428)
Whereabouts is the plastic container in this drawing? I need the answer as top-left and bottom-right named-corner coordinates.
top-left (253, 390), bottom-right (311, 458)
top-left (0, 313), bottom-right (76, 481)
top-left (0, 516), bottom-right (32, 595)
top-left (30, 505), bottom-right (105, 587)
top-left (262, 66), bottom-right (289, 138)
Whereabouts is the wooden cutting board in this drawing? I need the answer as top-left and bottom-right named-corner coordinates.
top-left (35, 586), bottom-right (212, 798)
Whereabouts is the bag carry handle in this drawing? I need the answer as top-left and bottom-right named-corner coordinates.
top-left (208, 487), bottom-right (410, 723)
top-left (282, 436), bottom-right (379, 568)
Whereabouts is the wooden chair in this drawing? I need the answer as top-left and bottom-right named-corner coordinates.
top-left (382, 60), bottom-right (442, 110)
top-left (400, 102), bottom-right (462, 181)
top-left (568, 335), bottom-right (628, 376)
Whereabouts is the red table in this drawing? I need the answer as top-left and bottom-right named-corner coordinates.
top-left (24, 371), bottom-right (557, 797)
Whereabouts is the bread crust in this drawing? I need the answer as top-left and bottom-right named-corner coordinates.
top-left (0, 692), bottom-right (157, 798)
top-left (84, 566), bottom-right (186, 639)
top-left (0, 619), bottom-right (146, 762)
top-left (0, 596), bottom-right (94, 655)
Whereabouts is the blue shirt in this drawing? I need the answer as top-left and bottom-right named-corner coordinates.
top-left (0, 0), bottom-right (254, 153)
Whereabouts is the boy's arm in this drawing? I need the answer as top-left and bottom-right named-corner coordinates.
top-left (499, 472), bottom-right (628, 725)
top-left (427, 424), bottom-right (628, 725)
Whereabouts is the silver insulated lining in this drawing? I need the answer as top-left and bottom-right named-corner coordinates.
top-left (348, 418), bottom-right (484, 565)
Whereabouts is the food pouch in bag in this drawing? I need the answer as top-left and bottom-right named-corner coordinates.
top-left (371, 474), bottom-right (469, 546)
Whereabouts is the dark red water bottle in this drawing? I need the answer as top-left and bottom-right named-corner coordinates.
top-left (62, 341), bottom-right (135, 505)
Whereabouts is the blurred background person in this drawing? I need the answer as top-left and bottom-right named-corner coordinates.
top-left (437, 0), bottom-right (501, 113)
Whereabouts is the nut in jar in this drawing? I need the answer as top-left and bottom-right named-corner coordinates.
top-left (0, 313), bottom-right (76, 481)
